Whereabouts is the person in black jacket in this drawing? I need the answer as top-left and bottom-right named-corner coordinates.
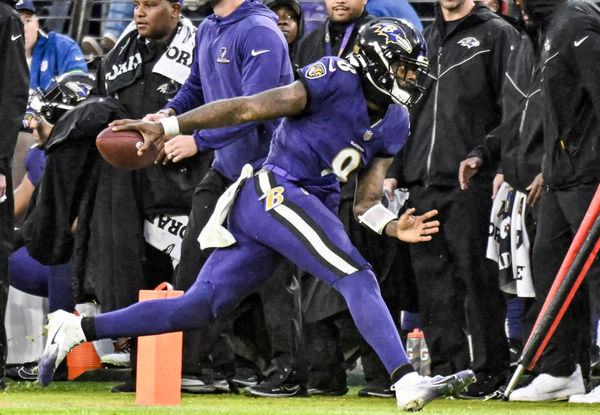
top-left (264, 0), bottom-right (304, 65)
top-left (457, 0), bottom-right (545, 394)
top-left (95, 0), bottom-right (213, 394)
top-left (294, 0), bottom-right (372, 66)
top-left (0, 0), bottom-right (29, 390)
top-left (505, 0), bottom-right (600, 403)
top-left (384, 0), bottom-right (519, 397)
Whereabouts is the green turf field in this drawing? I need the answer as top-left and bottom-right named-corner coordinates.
top-left (0, 382), bottom-right (599, 414)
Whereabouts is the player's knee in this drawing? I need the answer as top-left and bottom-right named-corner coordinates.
top-left (332, 268), bottom-right (381, 301)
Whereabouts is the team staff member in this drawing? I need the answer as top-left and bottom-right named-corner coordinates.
top-left (508, 0), bottom-right (600, 402)
top-left (0, 0), bottom-right (29, 390)
top-left (385, 0), bottom-right (519, 397)
top-left (240, 0), bottom-right (307, 397)
top-left (458, 0), bottom-right (546, 393)
top-left (95, 0), bottom-right (210, 393)
top-left (146, 0), bottom-right (293, 393)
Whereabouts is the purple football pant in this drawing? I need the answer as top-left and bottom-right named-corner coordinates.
top-left (95, 170), bottom-right (410, 373)
top-left (9, 246), bottom-right (73, 312)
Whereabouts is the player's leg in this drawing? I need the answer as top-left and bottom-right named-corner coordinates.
top-left (233, 171), bottom-right (474, 410)
top-left (9, 247), bottom-right (50, 298)
top-left (38, 234), bottom-right (282, 386)
top-left (9, 248), bottom-right (74, 312)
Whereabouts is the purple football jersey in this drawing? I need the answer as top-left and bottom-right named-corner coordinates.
top-left (25, 146), bottom-right (45, 186)
top-left (265, 56), bottom-right (410, 184)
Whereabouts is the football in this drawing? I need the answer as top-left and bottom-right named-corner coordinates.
top-left (96, 127), bottom-right (157, 171)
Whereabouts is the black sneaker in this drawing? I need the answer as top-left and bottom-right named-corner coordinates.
top-left (232, 367), bottom-right (260, 388)
top-left (5, 362), bottom-right (38, 381)
top-left (181, 374), bottom-right (217, 394)
top-left (111, 378), bottom-right (136, 393)
top-left (358, 379), bottom-right (394, 398)
top-left (245, 381), bottom-right (308, 398)
top-left (459, 371), bottom-right (507, 399)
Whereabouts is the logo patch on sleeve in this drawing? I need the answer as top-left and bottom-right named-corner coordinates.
top-left (305, 62), bottom-right (327, 79)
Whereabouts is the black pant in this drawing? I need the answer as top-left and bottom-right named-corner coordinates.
top-left (175, 168), bottom-right (233, 375)
top-left (407, 185), bottom-right (509, 376)
top-left (523, 185), bottom-right (595, 377)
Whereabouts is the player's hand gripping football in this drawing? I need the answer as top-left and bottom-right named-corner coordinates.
top-left (110, 119), bottom-right (165, 157)
top-left (388, 208), bottom-right (439, 243)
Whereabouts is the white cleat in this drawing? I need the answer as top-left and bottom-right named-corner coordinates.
top-left (509, 365), bottom-right (585, 402)
top-left (393, 369), bottom-right (475, 411)
top-left (568, 384), bottom-right (600, 404)
top-left (38, 310), bottom-right (86, 386)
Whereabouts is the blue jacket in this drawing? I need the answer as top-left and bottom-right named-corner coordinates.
top-left (167, 0), bottom-right (293, 180)
top-left (366, 0), bottom-right (423, 30)
top-left (30, 30), bottom-right (87, 91)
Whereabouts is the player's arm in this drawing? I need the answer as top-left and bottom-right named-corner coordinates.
top-left (13, 173), bottom-right (35, 221)
top-left (354, 157), bottom-right (439, 243)
top-left (111, 80), bottom-right (308, 154)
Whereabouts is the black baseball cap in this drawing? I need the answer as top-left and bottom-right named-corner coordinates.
top-left (263, 0), bottom-right (301, 17)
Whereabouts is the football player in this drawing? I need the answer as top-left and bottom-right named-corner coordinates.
top-left (38, 18), bottom-right (474, 411)
top-left (7, 73), bottom-right (94, 381)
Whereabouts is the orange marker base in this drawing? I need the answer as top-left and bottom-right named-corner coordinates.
top-left (66, 340), bottom-right (102, 380)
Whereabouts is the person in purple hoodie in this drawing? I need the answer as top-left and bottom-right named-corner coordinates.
top-left (38, 18), bottom-right (476, 412)
top-left (143, 0), bottom-right (297, 394)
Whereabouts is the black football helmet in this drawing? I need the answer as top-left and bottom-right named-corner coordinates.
top-left (348, 18), bottom-right (429, 108)
top-left (26, 72), bottom-right (96, 126)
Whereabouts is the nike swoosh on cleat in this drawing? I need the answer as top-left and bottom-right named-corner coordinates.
top-left (49, 322), bottom-right (65, 345)
top-left (251, 49), bottom-right (270, 56)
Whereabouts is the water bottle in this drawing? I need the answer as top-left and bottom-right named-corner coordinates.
top-left (419, 334), bottom-right (431, 376)
top-left (406, 329), bottom-right (422, 373)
